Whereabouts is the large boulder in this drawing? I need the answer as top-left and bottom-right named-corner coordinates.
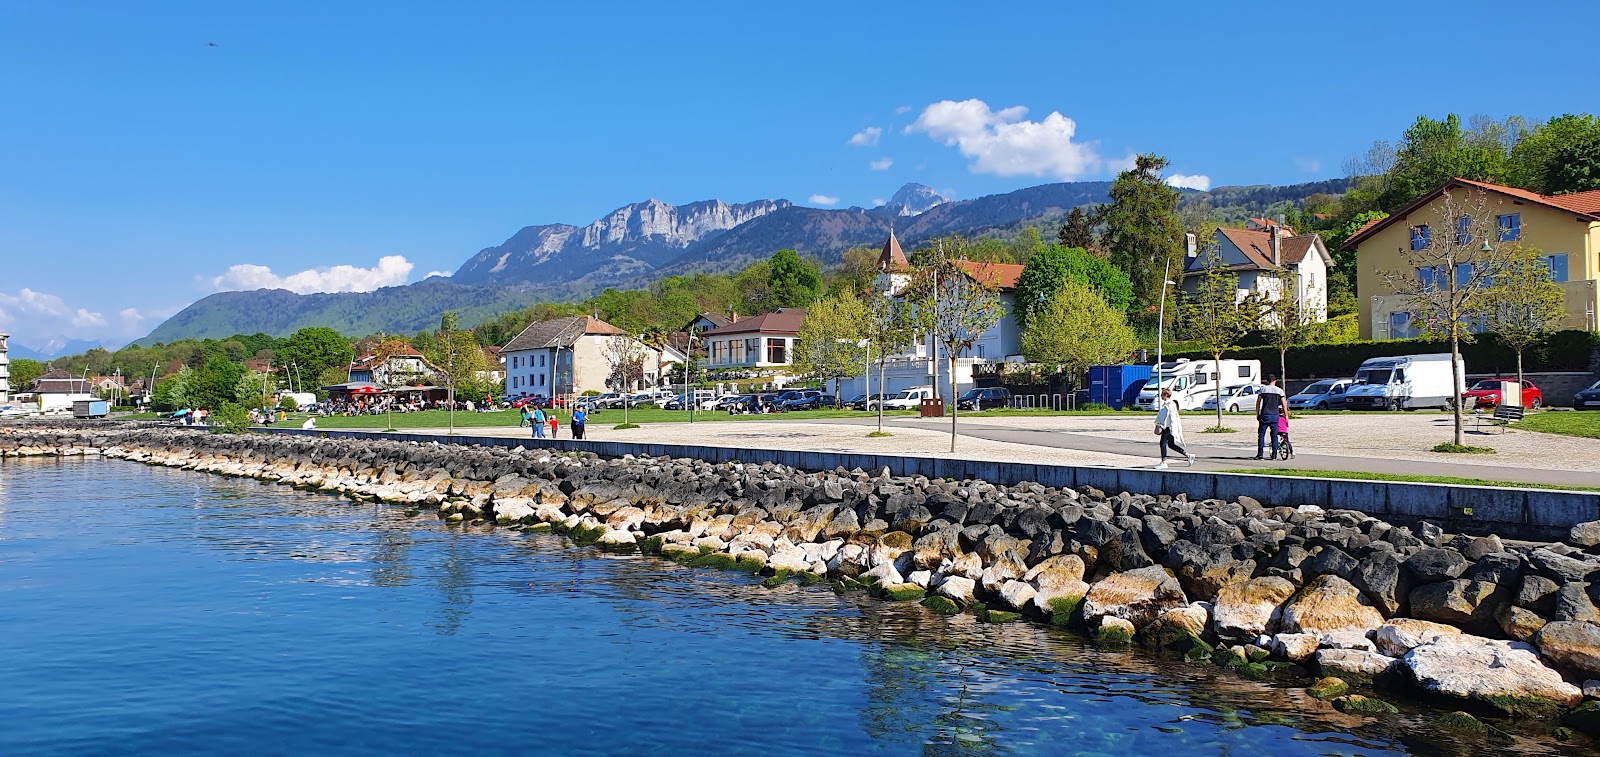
top-left (1315, 649), bottom-right (1399, 682)
top-left (1405, 547), bottom-right (1469, 583)
top-left (1349, 553), bottom-right (1410, 618)
top-left (1211, 576), bottom-right (1297, 644)
top-left (1279, 575), bottom-right (1385, 637)
top-left (1023, 554), bottom-right (1086, 590)
top-left (1535, 621), bottom-right (1600, 679)
top-left (1408, 579), bottom-right (1508, 637)
top-left (1373, 619), bottom-right (1461, 657)
top-left (1403, 635), bottom-right (1583, 715)
top-left (1082, 566), bottom-right (1188, 628)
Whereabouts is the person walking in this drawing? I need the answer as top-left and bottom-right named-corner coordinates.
top-left (547, 410), bottom-right (559, 439)
top-left (572, 405), bottom-right (587, 439)
top-left (519, 405), bottom-right (530, 428)
top-left (1255, 374), bottom-right (1287, 459)
top-left (1153, 388), bottom-right (1194, 470)
top-left (531, 405), bottom-right (546, 438)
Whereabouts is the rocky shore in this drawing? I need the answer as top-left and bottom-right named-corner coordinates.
top-left (7, 421), bottom-right (1600, 739)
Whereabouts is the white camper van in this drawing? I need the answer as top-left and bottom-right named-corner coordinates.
top-left (1134, 358), bottom-right (1263, 411)
top-left (1342, 353), bottom-right (1464, 410)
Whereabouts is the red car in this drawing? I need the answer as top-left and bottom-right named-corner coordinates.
top-left (1461, 378), bottom-right (1543, 409)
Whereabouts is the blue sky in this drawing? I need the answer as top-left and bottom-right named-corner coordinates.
top-left (1, 1), bottom-right (1593, 349)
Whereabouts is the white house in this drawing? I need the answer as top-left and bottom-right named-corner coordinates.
top-left (1180, 224), bottom-right (1331, 324)
top-left (502, 316), bottom-right (665, 397)
top-left (26, 368), bottom-right (94, 413)
top-left (838, 232), bottom-right (1024, 398)
top-left (699, 309), bottom-right (806, 371)
top-left (348, 345), bottom-right (439, 386)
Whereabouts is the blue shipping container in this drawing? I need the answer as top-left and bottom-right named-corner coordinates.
top-left (1086, 364), bottom-right (1154, 410)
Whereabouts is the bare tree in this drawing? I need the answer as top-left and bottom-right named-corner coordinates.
top-left (1487, 244), bottom-right (1565, 392)
top-left (1181, 244), bottom-right (1249, 431)
top-left (906, 237), bottom-right (1004, 452)
top-left (603, 335), bottom-right (646, 427)
top-left (864, 285), bottom-right (916, 436)
top-left (1257, 267), bottom-right (1312, 383)
top-left (1377, 187), bottom-right (1515, 446)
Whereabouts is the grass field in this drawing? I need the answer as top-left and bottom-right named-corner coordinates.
top-left (1218, 468), bottom-right (1600, 492)
top-left (1514, 411), bottom-right (1600, 439)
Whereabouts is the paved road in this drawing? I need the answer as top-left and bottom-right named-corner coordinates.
top-left (808, 416), bottom-right (1598, 489)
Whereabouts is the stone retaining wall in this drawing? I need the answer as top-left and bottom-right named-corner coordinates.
top-left (267, 428), bottom-right (1599, 542)
top-left (6, 421), bottom-right (1600, 735)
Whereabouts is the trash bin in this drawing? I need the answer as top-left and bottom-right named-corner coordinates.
top-left (919, 398), bottom-right (945, 417)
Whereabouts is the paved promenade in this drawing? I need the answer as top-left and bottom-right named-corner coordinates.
top-left (400, 410), bottom-right (1599, 490)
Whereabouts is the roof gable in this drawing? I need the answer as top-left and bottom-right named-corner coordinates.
top-left (1339, 177), bottom-right (1600, 251)
top-left (699, 308), bottom-right (808, 336)
top-left (503, 316), bottom-right (624, 352)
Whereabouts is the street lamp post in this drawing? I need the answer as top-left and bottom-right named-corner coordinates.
top-left (1156, 258), bottom-right (1176, 404)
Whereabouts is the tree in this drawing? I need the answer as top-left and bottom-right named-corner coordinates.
top-left (1377, 114), bottom-right (1512, 210)
top-left (189, 356), bottom-right (246, 411)
top-left (1257, 267), bottom-right (1313, 382)
top-left (838, 246), bottom-right (883, 290)
top-left (766, 249), bottom-right (822, 309)
top-left (864, 287), bottom-right (916, 436)
top-left (1019, 280), bottom-right (1137, 383)
top-left (1098, 154), bottom-right (1185, 315)
top-left (9, 358), bottom-right (44, 392)
top-left (1508, 113), bottom-right (1600, 195)
top-left (1013, 244), bottom-right (1135, 329)
top-left (1487, 245), bottom-right (1565, 387)
top-left (603, 335), bottom-right (647, 426)
top-left (235, 369), bottom-right (272, 411)
top-left (640, 327), bottom-right (672, 389)
top-left (370, 337), bottom-right (420, 432)
top-left (1057, 207), bottom-right (1095, 249)
top-left (794, 290), bottom-right (868, 405)
top-left (1008, 227), bottom-right (1045, 265)
top-left (423, 311), bottom-right (490, 434)
top-left (151, 366), bottom-right (192, 412)
top-left (1377, 187), bottom-right (1516, 446)
top-left (1181, 245), bottom-right (1249, 431)
top-left (277, 327), bottom-right (354, 389)
top-left (905, 237), bottom-right (1004, 452)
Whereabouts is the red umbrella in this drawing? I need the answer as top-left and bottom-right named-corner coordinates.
top-left (350, 385), bottom-right (379, 395)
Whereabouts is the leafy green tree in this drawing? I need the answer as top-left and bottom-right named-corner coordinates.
top-left (1012, 245), bottom-right (1134, 328)
top-left (1378, 114), bottom-right (1510, 210)
top-left (794, 290), bottom-right (868, 404)
top-left (1181, 244), bottom-right (1249, 431)
top-left (209, 403), bottom-right (251, 434)
top-left (189, 356), bottom-right (245, 411)
top-left (9, 358), bottom-right (44, 391)
top-left (1019, 280), bottom-right (1137, 383)
top-left (1508, 113), bottom-right (1600, 195)
top-left (1487, 245), bottom-right (1567, 387)
top-left (235, 369), bottom-right (272, 410)
top-left (1008, 227), bottom-right (1045, 265)
top-left (151, 366), bottom-right (192, 411)
top-left (424, 311), bottom-right (491, 432)
top-left (1057, 207), bottom-right (1095, 249)
top-left (277, 327), bottom-right (354, 387)
top-left (765, 249), bottom-right (822, 309)
top-left (838, 246), bottom-right (883, 290)
top-left (1098, 154), bottom-right (1185, 315)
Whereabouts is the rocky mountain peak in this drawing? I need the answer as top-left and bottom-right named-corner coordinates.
top-left (885, 183), bottom-right (948, 216)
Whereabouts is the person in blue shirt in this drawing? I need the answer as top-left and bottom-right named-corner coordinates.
top-left (572, 406), bottom-right (587, 439)
top-left (531, 405), bottom-right (546, 438)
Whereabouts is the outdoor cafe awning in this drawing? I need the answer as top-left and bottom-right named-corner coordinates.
top-left (323, 382), bottom-right (382, 395)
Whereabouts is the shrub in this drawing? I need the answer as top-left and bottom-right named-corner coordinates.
top-left (277, 396), bottom-right (298, 412)
top-left (1167, 329), bottom-right (1597, 379)
top-left (209, 403), bottom-right (251, 434)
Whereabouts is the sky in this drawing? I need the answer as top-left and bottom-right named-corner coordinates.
top-left (1, 1), bottom-right (1595, 350)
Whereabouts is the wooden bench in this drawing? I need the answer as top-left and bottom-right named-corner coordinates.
top-left (1474, 404), bottom-right (1525, 433)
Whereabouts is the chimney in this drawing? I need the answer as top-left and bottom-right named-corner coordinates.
top-left (1269, 226), bottom-right (1282, 267)
top-left (729, 310), bottom-right (738, 323)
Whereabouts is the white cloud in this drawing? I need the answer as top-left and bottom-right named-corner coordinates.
top-left (848, 127), bottom-right (882, 147)
top-left (808, 194), bottom-right (839, 206)
top-left (206, 255), bottom-right (415, 294)
top-left (1105, 152), bottom-right (1138, 174)
top-left (894, 105), bottom-right (911, 115)
top-left (0, 288), bottom-right (173, 344)
top-left (0, 288), bottom-right (69, 317)
top-left (425, 270), bottom-right (453, 278)
top-left (907, 99), bottom-right (1100, 180)
top-left (869, 157), bottom-right (894, 171)
top-left (871, 198), bottom-right (886, 207)
top-left (71, 308), bottom-right (106, 328)
top-left (1164, 174), bottom-right (1211, 191)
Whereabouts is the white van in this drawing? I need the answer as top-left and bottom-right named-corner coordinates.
top-left (1343, 354), bottom-right (1464, 410)
top-left (1134, 359), bottom-right (1262, 411)
top-left (880, 386), bottom-right (937, 410)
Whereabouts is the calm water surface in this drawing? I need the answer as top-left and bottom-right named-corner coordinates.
top-left (0, 459), bottom-right (1566, 755)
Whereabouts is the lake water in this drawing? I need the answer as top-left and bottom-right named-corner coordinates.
top-left (0, 458), bottom-right (1562, 755)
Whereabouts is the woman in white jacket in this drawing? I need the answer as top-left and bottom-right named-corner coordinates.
top-left (1154, 388), bottom-right (1195, 469)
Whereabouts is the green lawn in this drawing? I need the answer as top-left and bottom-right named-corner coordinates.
top-left (1514, 411), bottom-right (1600, 440)
top-left (291, 403), bottom-right (1157, 430)
top-left (1218, 468), bottom-right (1600, 493)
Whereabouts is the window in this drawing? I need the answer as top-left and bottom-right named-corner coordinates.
top-left (975, 344), bottom-right (985, 358)
top-left (766, 338), bottom-right (787, 364)
top-left (1238, 365), bottom-right (1251, 378)
top-left (1389, 311), bottom-right (1416, 339)
top-left (1394, 369), bottom-right (1406, 383)
top-left (1417, 266), bottom-right (1441, 292)
top-left (1410, 225), bottom-right (1431, 251)
top-left (1455, 262), bottom-right (1475, 288)
top-left (538, 353), bottom-right (545, 368)
top-left (1545, 254), bottom-right (1570, 282)
top-left (538, 374), bottom-right (545, 387)
top-left (1195, 372), bottom-right (1209, 386)
top-left (1497, 213), bottom-right (1521, 241)
top-left (1455, 216), bottom-right (1471, 246)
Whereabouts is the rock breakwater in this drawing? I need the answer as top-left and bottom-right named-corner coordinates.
top-left (7, 421), bottom-right (1600, 736)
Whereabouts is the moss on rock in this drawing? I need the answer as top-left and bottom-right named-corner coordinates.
top-left (981, 609), bottom-right (1022, 624)
top-left (1437, 711), bottom-right (1487, 734)
top-left (1307, 677), bottom-right (1348, 700)
top-left (1046, 595), bottom-right (1084, 627)
top-left (921, 595), bottom-right (962, 615)
top-left (882, 585), bottom-right (926, 602)
top-left (761, 570), bottom-right (793, 588)
top-left (1333, 695), bottom-right (1399, 716)
top-left (797, 572), bottom-right (824, 586)
top-left (638, 535), bottom-right (664, 554)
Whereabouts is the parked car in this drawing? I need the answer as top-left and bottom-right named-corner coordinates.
top-left (782, 393), bottom-right (835, 411)
top-left (590, 392), bottom-right (623, 409)
top-left (771, 390), bottom-right (819, 410)
top-left (1288, 378), bottom-right (1355, 411)
top-left (1462, 378), bottom-right (1543, 409)
top-left (881, 386), bottom-right (937, 411)
top-left (707, 394), bottom-right (743, 411)
top-left (846, 393), bottom-right (888, 411)
top-left (1574, 379), bottom-right (1600, 410)
top-left (1201, 384), bottom-right (1266, 412)
top-left (956, 387), bottom-right (1011, 411)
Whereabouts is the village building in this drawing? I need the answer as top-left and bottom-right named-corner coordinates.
top-left (1180, 224), bottom-right (1332, 324)
top-left (346, 345), bottom-right (438, 386)
top-left (1340, 177), bottom-right (1599, 340)
top-left (698, 309), bottom-right (806, 371)
top-left (501, 316), bottom-right (664, 397)
top-left (23, 368), bottom-right (94, 413)
top-left (838, 232), bottom-right (1024, 398)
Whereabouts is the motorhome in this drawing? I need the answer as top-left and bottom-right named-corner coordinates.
top-left (1134, 359), bottom-right (1263, 411)
top-left (1343, 354), bottom-right (1464, 410)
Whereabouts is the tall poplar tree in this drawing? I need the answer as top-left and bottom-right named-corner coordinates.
top-left (1097, 154), bottom-right (1184, 316)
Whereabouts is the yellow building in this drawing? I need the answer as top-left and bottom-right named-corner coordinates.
top-left (1341, 178), bottom-right (1600, 340)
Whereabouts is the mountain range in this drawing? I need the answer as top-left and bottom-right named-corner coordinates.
top-left (137, 178), bottom-right (1350, 344)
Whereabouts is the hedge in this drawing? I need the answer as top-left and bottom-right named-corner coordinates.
top-left (1165, 330), bottom-right (1598, 379)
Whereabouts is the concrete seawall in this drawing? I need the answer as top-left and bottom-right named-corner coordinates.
top-left (265, 428), bottom-right (1598, 542)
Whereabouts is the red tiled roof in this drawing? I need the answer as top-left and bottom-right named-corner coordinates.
top-left (699, 308), bottom-right (808, 337)
top-left (1194, 228), bottom-right (1325, 276)
top-left (877, 232), bottom-right (909, 270)
top-left (1340, 178), bottom-right (1600, 250)
top-left (954, 260), bottom-right (1024, 291)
